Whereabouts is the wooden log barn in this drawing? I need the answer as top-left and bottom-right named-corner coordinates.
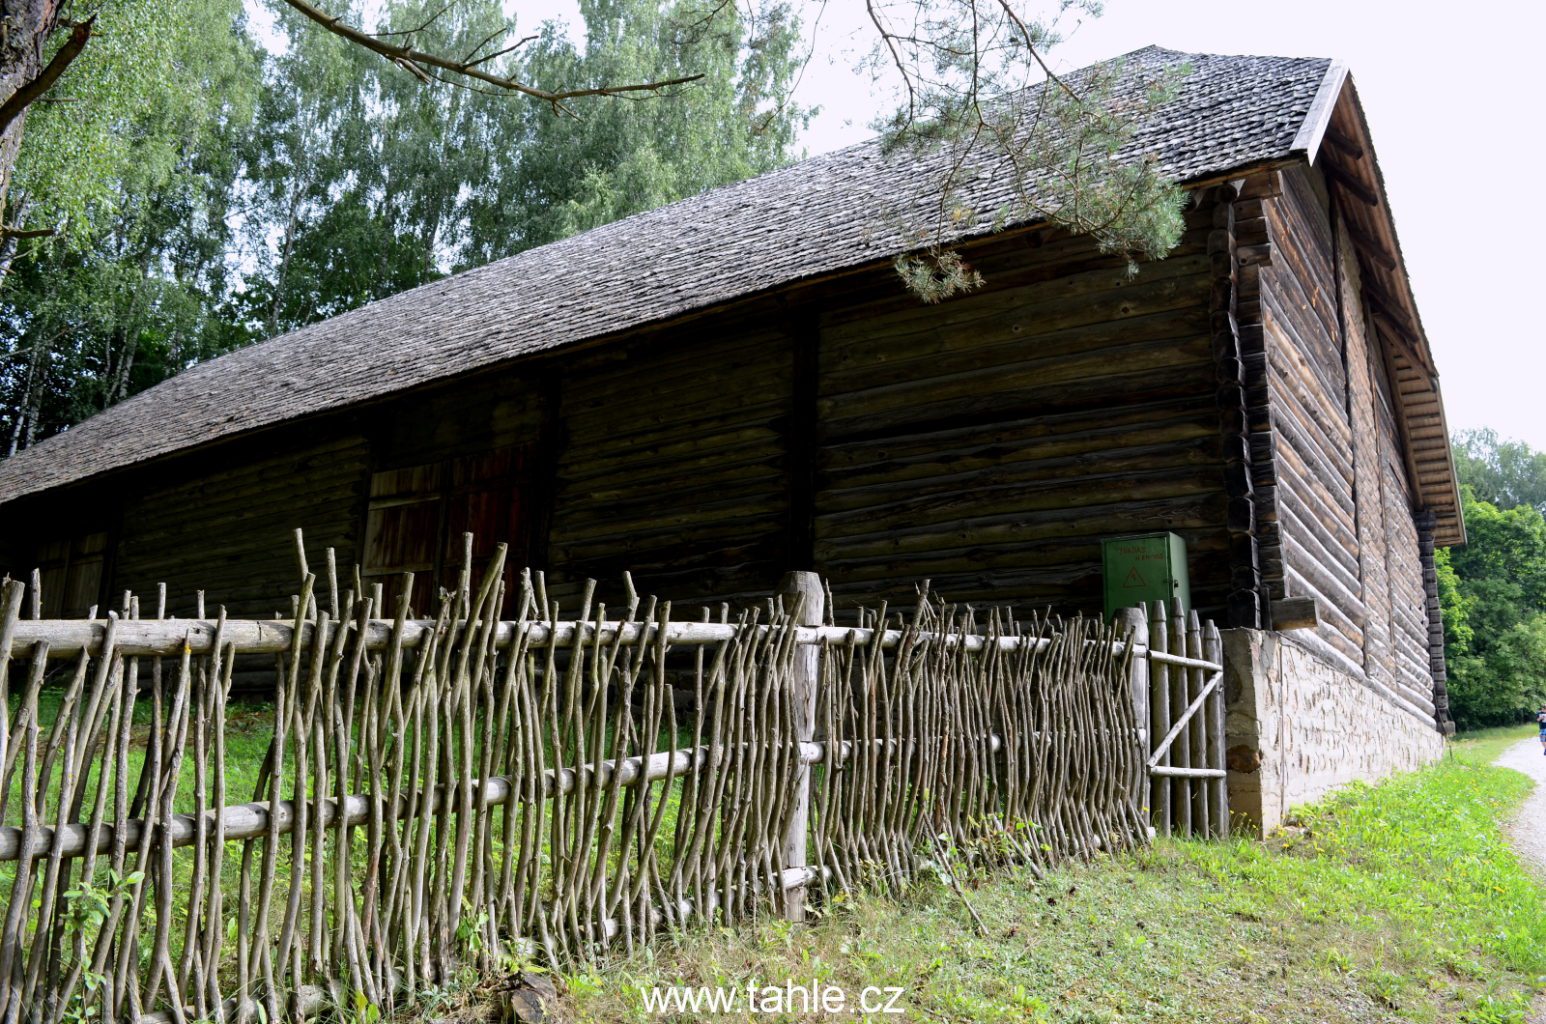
top-left (0, 47), bottom-right (1463, 825)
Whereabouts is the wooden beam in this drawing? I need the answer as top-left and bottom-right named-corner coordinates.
top-left (1369, 306), bottom-right (1434, 379)
top-left (1322, 162), bottom-right (1380, 208)
top-left (1291, 60), bottom-right (1348, 161)
top-left (1321, 128), bottom-right (1365, 162)
top-left (1269, 596), bottom-right (1320, 631)
top-left (1338, 214), bottom-right (1399, 272)
top-left (1371, 299), bottom-right (1428, 507)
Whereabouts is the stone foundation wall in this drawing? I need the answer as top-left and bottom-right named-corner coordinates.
top-left (1223, 628), bottom-right (1445, 833)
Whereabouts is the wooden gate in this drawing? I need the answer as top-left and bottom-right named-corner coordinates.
top-left (1119, 602), bottom-right (1229, 839)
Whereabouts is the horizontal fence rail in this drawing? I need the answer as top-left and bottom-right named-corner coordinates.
top-left (0, 536), bottom-right (1222, 1023)
top-left (2, 616), bottom-right (1220, 664)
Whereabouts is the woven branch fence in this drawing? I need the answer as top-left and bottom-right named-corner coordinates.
top-left (0, 538), bottom-right (1221, 1023)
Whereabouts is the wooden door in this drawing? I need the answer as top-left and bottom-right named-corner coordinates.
top-left (362, 445), bottom-right (534, 616)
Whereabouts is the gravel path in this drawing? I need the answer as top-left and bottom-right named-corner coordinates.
top-left (1493, 737), bottom-right (1546, 1024)
top-left (1496, 736), bottom-right (1546, 876)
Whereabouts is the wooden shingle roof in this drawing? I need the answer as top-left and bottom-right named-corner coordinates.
top-left (0, 45), bottom-right (1457, 542)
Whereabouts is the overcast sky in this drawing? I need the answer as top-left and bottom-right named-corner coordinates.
top-left (528, 1), bottom-right (1543, 449)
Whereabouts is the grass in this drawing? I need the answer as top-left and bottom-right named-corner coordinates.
top-left (3, 687), bottom-right (276, 826)
top-left (551, 726), bottom-right (1546, 1024)
top-left (1450, 724), bottom-right (1539, 768)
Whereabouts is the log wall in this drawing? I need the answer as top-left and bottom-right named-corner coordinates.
top-left (0, 165), bottom-right (1438, 707)
top-left (546, 324), bottom-right (795, 606)
top-left (813, 203), bottom-right (1226, 613)
top-left (0, 203), bottom-right (1240, 630)
top-left (1250, 163), bottom-right (1437, 721)
top-left (113, 434), bottom-right (370, 617)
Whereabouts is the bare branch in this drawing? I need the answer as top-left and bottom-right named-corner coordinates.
top-left (369, 3), bottom-right (450, 38)
top-left (0, 226), bottom-right (55, 240)
top-left (865, 0), bottom-right (918, 131)
top-left (462, 35), bottom-right (538, 71)
top-left (281, 0), bottom-right (704, 105)
top-left (991, 0), bottom-right (1079, 100)
top-left (0, 16), bottom-right (95, 137)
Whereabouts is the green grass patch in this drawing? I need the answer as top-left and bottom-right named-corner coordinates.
top-left (556, 743), bottom-right (1546, 1023)
top-left (1451, 724), bottom-right (1539, 768)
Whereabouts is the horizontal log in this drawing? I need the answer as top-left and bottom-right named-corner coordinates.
top-left (1, 726), bottom-right (1039, 865)
top-left (5, 614), bottom-right (1217, 681)
top-left (1270, 596), bottom-right (1321, 631)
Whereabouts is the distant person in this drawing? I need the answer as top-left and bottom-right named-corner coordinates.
top-left (1539, 705), bottom-right (1546, 756)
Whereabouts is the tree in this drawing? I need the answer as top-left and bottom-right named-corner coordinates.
top-left (0, 0), bottom-right (808, 442)
top-left (1452, 427), bottom-right (1546, 515)
top-left (457, 0), bottom-right (803, 267)
top-left (0, 0), bottom-right (696, 274)
top-left (0, 0), bottom-right (259, 451)
top-left (1440, 484), bottom-right (1546, 728)
top-left (238, 0), bottom-right (806, 338)
top-left (1, 1), bottom-right (1185, 298)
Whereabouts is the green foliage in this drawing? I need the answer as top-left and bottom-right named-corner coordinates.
top-left (59, 867), bottom-right (144, 1023)
top-left (1440, 434), bottom-right (1546, 728)
top-left (2, 0), bottom-right (806, 445)
top-left (9, 0), bottom-right (257, 246)
top-left (0, 0), bottom-right (260, 451)
top-left (562, 749), bottom-right (1546, 1023)
top-left (869, 1), bottom-right (1189, 300)
top-left (458, 0), bottom-right (804, 267)
top-left (1453, 427), bottom-right (1546, 515)
top-left (1436, 547), bottom-right (1474, 658)
top-left (241, 0), bottom-right (806, 337)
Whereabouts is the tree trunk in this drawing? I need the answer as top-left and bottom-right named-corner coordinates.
top-left (7, 333), bottom-right (42, 454)
top-left (267, 179), bottom-right (303, 337)
top-left (0, 0), bottom-right (61, 289)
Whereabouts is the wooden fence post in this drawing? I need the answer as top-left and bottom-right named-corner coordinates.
top-left (1115, 606), bottom-right (1149, 812)
top-left (1187, 610), bottom-right (1209, 838)
top-left (1148, 601), bottom-right (1171, 837)
top-left (1205, 623), bottom-right (1229, 836)
top-left (778, 570), bottom-right (824, 923)
top-left (1169, 603), bottom-right (1192, 836)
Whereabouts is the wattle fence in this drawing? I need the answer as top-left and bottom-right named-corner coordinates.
top-left (0, 539), bottom-right (1223, 1023)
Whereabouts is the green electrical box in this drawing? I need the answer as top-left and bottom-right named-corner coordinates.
top-left (1101, 532), bottom-right (1190, 621)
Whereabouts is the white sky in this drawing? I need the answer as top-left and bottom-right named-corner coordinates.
top-left (382, 1), bottom-right (1546, 450)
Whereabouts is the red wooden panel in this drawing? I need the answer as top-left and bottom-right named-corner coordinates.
top-left (364, 446), bottom-right (535, 615)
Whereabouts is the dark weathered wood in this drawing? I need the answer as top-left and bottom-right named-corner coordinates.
top-left (1204, 184), bottom-right (1264, 627)
top-left (1269, 596), bottom-right (1320, 631)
